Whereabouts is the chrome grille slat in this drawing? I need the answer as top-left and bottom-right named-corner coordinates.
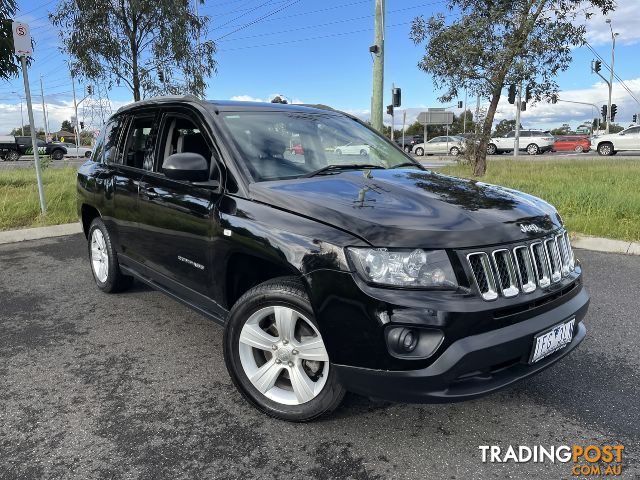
top-left (492, 249), bottom-right (519, 297)
top-left (467, 252), bottom-right (498, 301)
top-left (545, 238), bottom-right (562, 283)
top-left (513, 246), bottom-right (536, 293)
top-left (466, 230), bottom-right (576, 301)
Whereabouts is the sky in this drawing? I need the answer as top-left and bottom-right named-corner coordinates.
top-left (0, 0), bottom-right (639, 135)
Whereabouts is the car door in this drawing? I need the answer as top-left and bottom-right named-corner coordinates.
top-left (135, 108), bottom-right (225, 303)
top-left (425, 137), bottom-right (443, 154)
top-left (618, 127), bottom-right (640, 150)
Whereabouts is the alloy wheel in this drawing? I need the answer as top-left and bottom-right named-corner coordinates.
top-left (90, 229), bottom-right (109, 283)
top-left (574, 145), bottom-right (583, 153)
top-left (527, 144), bottom-right (539, 155)
top-left (238, 306), bottom-right (329, 405)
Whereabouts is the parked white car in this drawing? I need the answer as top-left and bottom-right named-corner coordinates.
top-left (594, 126), bottom-right (640, 156)
top-left (55, 142), bottom-right (93, 158)
top-left (413, 136), bottom-right (465, 156)
top-left (487, 130), bottom-right (554, 155)
top-left (334, 143), bottom-right (370, 156)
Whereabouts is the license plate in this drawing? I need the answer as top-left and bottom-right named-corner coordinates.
top-left (529, 318), bottom-right (575, 364)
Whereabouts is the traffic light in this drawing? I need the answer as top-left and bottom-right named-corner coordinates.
top-left (386, 104), bottom-right (393, 116)
top-left (593, 60), bottom-right (602, 73)
top-left (601, 105), bottom-right (608, 121)
top-left (633, 114), bottom-right (638, 123)
top-left (508, 84), bottom-right (516, 104)
top-left (525, 85), bottom-right (532, 102)
top-left (457, 101), bottom-right (463, 108)
top-left (521, 101), bottom-right (526, 112)
top-left (611, 104), bottom-right (617, 121)
top-left (392, 88), bottom-right (401, 107)
top-left (87, 85), bottom-right (93, 95)
top-left (551, 94), bottom-right (558, 104)
top-left (80, 121), bottom-right (84, 130)
top-left (158, 70), bottom-right (165, 83)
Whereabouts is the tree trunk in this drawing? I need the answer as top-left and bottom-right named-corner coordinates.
top-left (473, 88), bottom-right (502, 177)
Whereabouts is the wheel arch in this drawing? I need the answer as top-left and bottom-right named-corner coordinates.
top-left (81, 204), bottom-right (102, 238)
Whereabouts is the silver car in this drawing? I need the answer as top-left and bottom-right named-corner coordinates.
top-left (413, 136), bottom-right (465, 156)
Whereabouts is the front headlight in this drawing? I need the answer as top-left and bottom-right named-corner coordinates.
top-left (347, 247), bottom-right (458, 289)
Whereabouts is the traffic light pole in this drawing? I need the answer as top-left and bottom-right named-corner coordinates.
top-left (607, 26), bottom-right (616, 134)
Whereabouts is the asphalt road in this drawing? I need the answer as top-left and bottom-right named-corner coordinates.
top-left (1, 235), bottom-right (638, 479)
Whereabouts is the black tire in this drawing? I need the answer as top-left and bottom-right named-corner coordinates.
top-left (487, 143), bottom-right (497, 155)
top-left (414, 147), bottom-right (424, 156)
top-left (84, 151), bottom-right (92, 158)
top-left (6, 150), bottom-right (20, 162)
top-left (598, 143), bottom-right (613, 156)
top-left (87, 218), bottom-right (133, 293)
top-left (359, 149), bottom-right (368, 156)
top-left (51, 149), bottom-right (64, 161)
top-left (335, 149), bottom-right (342, 155)
top-left (403, 145), bottom-right (411, 153)
top-left (223, 277), bottom-right (346, 422)
top-left (526, 143), bottom-right (539, 155)
top-left (449, 147), bottom-right (460, 156)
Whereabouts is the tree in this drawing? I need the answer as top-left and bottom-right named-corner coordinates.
top-left (0, 0), bottom-right (20, 80)
top-left (410, 0), bottom-right (614, 176)
top-left (50, 0), bottom-right (216, 101)
top-left (493, 119), bottom-right (517, 137)
top-left (61, 120), bottom-right (74, 132)
top-left (10, 125), bottom-right (45, 137)
top-left (271, 96), bottom-right (288, 104)
top-left (550, 123), bottom-right (571, 136)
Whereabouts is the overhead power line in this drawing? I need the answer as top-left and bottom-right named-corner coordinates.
top-left (213, 0), bottom-right (303, 41)
top-left (583, 40), bottom-right (640, 106)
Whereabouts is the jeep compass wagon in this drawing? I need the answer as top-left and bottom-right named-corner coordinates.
top-left (78, 97), bottom-right (588, 421)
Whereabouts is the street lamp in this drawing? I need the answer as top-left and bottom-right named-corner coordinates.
top-left (605, 19), bottom-right (619, 133)
top-left (11, 91), bottom-right (25, 136)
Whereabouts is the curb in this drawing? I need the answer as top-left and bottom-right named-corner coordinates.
top-left (0, 223), bottom-right (638, 256)
top-left (0, 222), bottom-right (82, 245)
top-left (572, 234), bottom-right (640, 256)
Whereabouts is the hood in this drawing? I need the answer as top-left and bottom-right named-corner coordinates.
top-left (249, 168), bottom-right (563, 248)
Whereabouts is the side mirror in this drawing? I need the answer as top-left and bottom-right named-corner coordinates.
top-left (619, 132), bottom-right (625, 136)
top-left (163, 152), bottom-right (209, 182)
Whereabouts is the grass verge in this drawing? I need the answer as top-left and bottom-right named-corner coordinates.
top-left (441, 159), bottom-right (640, 242)
top-left (0, 167), bottom-right (78, 231)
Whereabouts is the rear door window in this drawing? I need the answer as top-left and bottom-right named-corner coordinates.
top-left (122, 115), bottom-right (157, 170)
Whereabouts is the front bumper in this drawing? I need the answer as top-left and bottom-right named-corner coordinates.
top-left (333, 286), bottom-right (588, 403)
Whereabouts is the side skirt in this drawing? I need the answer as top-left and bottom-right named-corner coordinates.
top-left (119, 255), bottom-right (228, 326)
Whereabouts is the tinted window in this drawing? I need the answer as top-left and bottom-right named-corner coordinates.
top-left (506, 131), bottom-right (515, 138)
top-left (625, 127), bottom-right (640, 135)
top-left (430, 137), bottom-right (445, 143)
top-left (122, 116), bottom-right (156, 170)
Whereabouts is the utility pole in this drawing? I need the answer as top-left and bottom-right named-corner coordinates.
top-left (39, 76), bottom-right (49, 141)
top-left (370, 0), bottom-right (385, 132)
top-left (605, 19), bottom-right (618, 134)
top-left (514, 83), bottom-right (522, 157)
top-left (11, 91), bottom-right (25, 135)
top-left (71, 72), bottom-right (80, 158)
top-left (402, 110), bottom-right (406, 150)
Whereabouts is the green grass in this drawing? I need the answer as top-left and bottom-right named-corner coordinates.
top-left (441, 159), bottom-right (640, 242)
top-left (0, 167), bottom-right (78, 231)
top-left (1, 160), bottom-right (639, 242)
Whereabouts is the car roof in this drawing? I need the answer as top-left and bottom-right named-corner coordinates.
top-left (116, 95), bottom-right (340, 116)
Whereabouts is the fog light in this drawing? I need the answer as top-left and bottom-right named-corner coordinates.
top-left (399, 328), bottom-right (418, 352)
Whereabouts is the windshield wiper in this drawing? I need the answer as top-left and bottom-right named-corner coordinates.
top-left (390, 161), bottom-right (423, 169)
top-left (303, 163), bottom-right (385, 178)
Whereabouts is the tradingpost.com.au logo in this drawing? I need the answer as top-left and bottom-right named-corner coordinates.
top-left (479, 444), bottom-right (625, 476)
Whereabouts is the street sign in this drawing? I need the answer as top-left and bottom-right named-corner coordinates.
top-left (12, 22), bottom-right (32, 56)
top-left (417, 108), bottom-right (454, 125)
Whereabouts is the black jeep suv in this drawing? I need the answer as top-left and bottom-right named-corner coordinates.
top-left (77, 96), bottom-right (588, 421)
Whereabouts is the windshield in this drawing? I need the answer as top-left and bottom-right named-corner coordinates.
top-left (220, 111), bottom-right (418, 182)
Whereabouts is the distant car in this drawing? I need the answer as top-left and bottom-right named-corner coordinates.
top-left (593, 126), bottom-right (640, 156)
top-left (395, 135), bottom-right (424, 153)
top-left (334, 142), bottom-right (370, 156)
top-left (289, 144), bottom-right (304, 155)
top-left (1, 136), bottom-right (67, 161)
top-left (487, 130), bottom-right (555, 155)
top-left (413, 136), bottom-right (465, 156)
top-left (55, 142), bottom-right (93, 158)
top-left (553, 136), bottom-right (591, 153)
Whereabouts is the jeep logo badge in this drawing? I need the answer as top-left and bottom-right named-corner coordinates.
top-left (519, 224), bottom-right (543, 234)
